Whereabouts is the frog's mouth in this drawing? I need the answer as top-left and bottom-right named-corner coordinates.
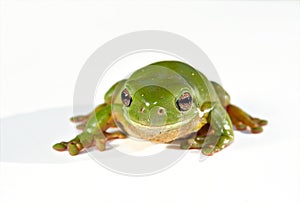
top-left (122, 112), bottom-right (201, 143)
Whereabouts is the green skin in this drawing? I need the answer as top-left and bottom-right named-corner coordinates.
top-left (53, 61), bottom-right (267, 156)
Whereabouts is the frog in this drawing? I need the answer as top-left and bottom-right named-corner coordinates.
top-left (53, 61), bottom-right (267, 156)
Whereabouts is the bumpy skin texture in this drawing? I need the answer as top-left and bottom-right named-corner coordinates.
top-left (53, 61), bottom-right (267, 156)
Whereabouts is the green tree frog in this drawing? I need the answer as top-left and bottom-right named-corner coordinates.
top-left (53, 61), bottom-right (267, 156)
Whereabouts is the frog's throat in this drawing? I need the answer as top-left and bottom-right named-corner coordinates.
top-left (122, 112), bottom-right (206, 143)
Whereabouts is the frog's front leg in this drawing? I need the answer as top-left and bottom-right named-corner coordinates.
top-left (53, 105), bottom-right (125, 155)
top-left (200, 104), bottom-right (234, 156)
top-left (53, 81), bottom-right (127, 155)
top-left (180, 103), bottom-right (234, 156)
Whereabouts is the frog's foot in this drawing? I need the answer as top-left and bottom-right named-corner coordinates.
top-left (227, 104), bottom-right (268, 133)
top-left (52, 135), bottom-right (85, 156)
top-left (180, 124), bottom-right (214, 150)
top-left (53, 133), bottom-right (108, 155)
top-left (180, 129), bottom-right (233, 156)
top-left (183, 107), bottom-right (235, 156)
top-left (201, 132), bottom-right (234, 156)
top-left (52, 131), bottom-right (105, 155)
top-left (52, 131), bottom-right (127, 156)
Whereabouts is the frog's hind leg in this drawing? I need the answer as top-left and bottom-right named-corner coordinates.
top-left (211, 81), bottom-right (267, 134)
top-left (53, 80), bottom-right (127, 155)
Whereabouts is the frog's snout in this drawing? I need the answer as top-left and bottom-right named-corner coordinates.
top-left (148, 106), bottom-right (167, 127)
top-left (126, 85), bottom-right (181, 126)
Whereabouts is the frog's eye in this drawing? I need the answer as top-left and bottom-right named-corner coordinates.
top-left (121, 88), bottom-right (132, 107)
top-left (176, 92), bottom-right (192, 111)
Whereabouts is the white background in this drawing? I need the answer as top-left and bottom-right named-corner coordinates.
top-left (1, 0), bottom-right (300, 203)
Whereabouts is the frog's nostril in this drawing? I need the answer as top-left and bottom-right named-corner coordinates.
top-left (157, 107), bottom-right (165, 116)
top-left (140, 107), bottom-right (145, 113)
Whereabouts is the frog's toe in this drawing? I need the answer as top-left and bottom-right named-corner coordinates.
top-left (94, 136), bottom-right (107, 151)
top-left (67, 142), bottom-right (83, 156)
top-left (94, 132), bottom-right (127, 151)
top-left (259, 120), bottom-right (268, 126)
top-left (249, 117), bottom-right (267, 133)
top-left (69, 115), bottom-right (89, 123)
top-left (76, 123), bottom-right (86, 130)
top-left (201, 142), bottom-right (231, 156)
top-left (235, 121), bottom-right (247, 131)
top-left (52, 142), bottom-right (68, 152)
top-left (201, 144), bottom-right (216, 156)
top-left (104, 132), bottom-right (127, 140)
top-left (251, 117), bottom-right (268, 126)
top-left (201, 143), bottom-right (225, 156)
top-left (251, 125), bottom-right (263, 134)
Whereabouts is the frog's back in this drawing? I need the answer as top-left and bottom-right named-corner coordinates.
top-left (149, 61), bottom-right (218, 105)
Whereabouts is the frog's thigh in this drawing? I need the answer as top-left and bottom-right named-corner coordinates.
top-left (202, 105), bottom-right (234, 156)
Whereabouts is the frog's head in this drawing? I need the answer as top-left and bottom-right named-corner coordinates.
top-left (121, 85), bottom-right (195, 126)
top-left (117, 65), bottom-right (199, 142)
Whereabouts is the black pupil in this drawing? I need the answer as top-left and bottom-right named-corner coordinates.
top-left (121, 89), bottom-right (132, 107)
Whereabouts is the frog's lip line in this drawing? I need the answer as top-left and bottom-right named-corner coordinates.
top-left (123, 112), bottom-right (198, 131)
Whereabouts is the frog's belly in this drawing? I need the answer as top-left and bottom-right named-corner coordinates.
top-left (115, 115), bottom-right (206, 143)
